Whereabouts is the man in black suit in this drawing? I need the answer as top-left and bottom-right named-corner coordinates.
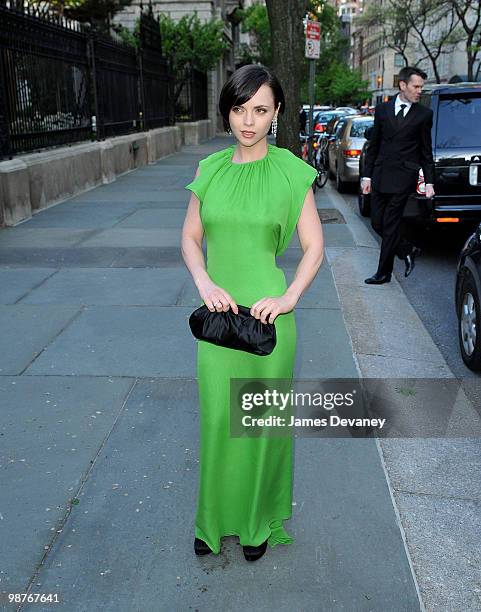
top-left (362, 66), bottom-right (435, 284)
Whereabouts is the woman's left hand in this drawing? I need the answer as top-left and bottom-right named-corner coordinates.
top-left (250, 294), bottom-right (298, 324)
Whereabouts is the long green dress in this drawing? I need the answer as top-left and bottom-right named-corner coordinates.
top-left (185, 142), bottom-right (317, 554)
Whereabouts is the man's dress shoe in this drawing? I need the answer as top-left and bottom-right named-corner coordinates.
top-left (364, 273), bottom-right (392, 284)
top-left (243, 539), bottom-right (268, 561)
top-left (194, 537), bottom-right (212, 555)
top-left (404, 247), bottom-right (421, 277)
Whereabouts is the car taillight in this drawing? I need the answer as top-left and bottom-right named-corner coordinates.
top-left (416, 168), bottom-right (425, 195)
top-left (343, 149), bottom-right (362, 158)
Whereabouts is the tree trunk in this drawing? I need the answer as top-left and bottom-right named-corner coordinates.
top-left (265, 0), bottom-right (308, 156)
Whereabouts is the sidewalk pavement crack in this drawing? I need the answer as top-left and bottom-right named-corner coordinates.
top-left (17, 306), bottom-right (86, 375)
top-left (357, 351), bottom-right (450, 367)
top-left (109, 208), bottom-right (143, 230)
top-left (14, 269), bottom-right (60, 304)
top-left (174, 279), bottom-right (187, 306)
top-left (391, 488), bottom-right (481, 505)
top-left (71, 229), bottom-right (106, 247)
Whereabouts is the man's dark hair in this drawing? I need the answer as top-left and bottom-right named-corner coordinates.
top-left (219, 64), bottom-right (285, 134)
top-left (398, 66), bottom-right (428, 86)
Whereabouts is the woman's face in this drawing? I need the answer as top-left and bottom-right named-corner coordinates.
top-left (228, 84), bottom-right (280, 145)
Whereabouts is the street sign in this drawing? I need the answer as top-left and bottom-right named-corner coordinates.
top-left (305, 20), bottom-right (320, 59)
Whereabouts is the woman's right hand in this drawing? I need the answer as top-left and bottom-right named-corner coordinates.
top-left (198, 280), bottom-right (239, 314)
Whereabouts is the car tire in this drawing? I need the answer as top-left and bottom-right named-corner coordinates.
top-left (458, 268), bottom-right (481, 371)
top-left (336, 166), bottom-right (347, 193)
top-left (358, 189), bottom-right (371, 217)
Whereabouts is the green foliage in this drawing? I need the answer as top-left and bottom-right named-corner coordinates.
top-left (113, 21), bottom-right (140, 48)
top-left (236, 2), bottom-right (271, 66)
top-left (158, 12), bottom-right (230, 73)
top-left (234, 0), bottom-right (367, 103)
top-left (300, 1), bottom-right (370, 104)
top-left (316, 61), bottom-right (371, 105)
top-left (326, 63), bottom-right (371, 106)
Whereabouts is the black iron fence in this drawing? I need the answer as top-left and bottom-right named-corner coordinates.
top-left (175, 67), bottom-right (209, 122)
top-left (0, 1), bottom-right (208, 158)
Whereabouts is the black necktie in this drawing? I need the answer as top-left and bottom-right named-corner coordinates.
top-left (396, 103), bottom-right (407, 125)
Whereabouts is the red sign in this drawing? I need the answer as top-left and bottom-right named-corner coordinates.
top-left (306, 21), bottom-right (320, 41)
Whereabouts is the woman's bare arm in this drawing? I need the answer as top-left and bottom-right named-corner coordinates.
top-left (250, 188), bottom-right (324, 323)
top-left (181, 167), bottom-right (238, 313)
top-left (284, 187), bottom-right (324, 304)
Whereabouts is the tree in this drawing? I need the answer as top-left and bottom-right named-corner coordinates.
top-left (157, 12), bottom-right (230, 74)
top-left (317, 62), bottom-right (371, 105)
top-left (236, 3), bottom-right (271, 66)
top-left (407, 0), bottom-right (464, 82)
top-left (156, 13), bottom-right (230, 112)
top-left (265, 0), bottom-right (308, 154)
top-left (448, 0), bottom-right (481, 80)
top-left (116, 11), bottom-right (230, 115)
top-left (297, 2), bottom-right (372, 105)
top-left (358, 0), bottom-right (464, 83)
top-left (356, 0), bottom-right (412, 66)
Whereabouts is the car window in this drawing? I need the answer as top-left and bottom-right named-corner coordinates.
top-left (325, 118), bottom-right (338, 134)
top-left (335, 119), bottom-right (347, 136)
top-left (349, 120), bottom-right (374, 137)
top-left (315, 111), bottom-right (344, 124)
top-left (436, 93), bottom-right (481, 148)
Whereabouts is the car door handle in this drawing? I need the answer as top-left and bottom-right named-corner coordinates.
top-left (439, 170), bottom-right (460, 179)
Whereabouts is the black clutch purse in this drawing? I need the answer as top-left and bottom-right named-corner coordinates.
top-left (189, 304), bottom-right (277, 356)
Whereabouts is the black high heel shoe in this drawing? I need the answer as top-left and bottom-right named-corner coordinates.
top-left (194, 537), bottom-right (213, 555)
top-left (243, 539), bottom-right (268, 562)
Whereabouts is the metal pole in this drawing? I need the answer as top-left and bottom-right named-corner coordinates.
top-left (308, 58), bottom-right (315, 161)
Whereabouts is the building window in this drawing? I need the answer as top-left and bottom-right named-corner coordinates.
top-left (394, 53), bottom-right (404, 67)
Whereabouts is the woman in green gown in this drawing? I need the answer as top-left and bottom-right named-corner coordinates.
top-left (182, 64), bottom-right (324, 561)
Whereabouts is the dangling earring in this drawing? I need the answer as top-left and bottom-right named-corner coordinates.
top-left (227, 126), bottom-right (232, 135)
top-left (271, 116), bottom-right (277, 137)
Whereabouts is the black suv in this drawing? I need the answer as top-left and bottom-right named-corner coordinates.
top-left (358, 83), bottom-right (481, 227)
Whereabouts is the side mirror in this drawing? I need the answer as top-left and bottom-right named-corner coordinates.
top-left (364, 126), bottom-right (373, 140)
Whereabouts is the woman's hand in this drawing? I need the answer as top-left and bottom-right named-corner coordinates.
top-left (250, 294), bottom-right (298, 324)
top-left (198, 279), bottom-right (238, 314)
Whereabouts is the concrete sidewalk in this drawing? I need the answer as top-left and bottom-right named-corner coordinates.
top-left (0, 135), bottom-right (475, 611)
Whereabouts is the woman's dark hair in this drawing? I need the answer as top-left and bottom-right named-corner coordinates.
top-left (398, 66), bottom-right (427, 85)
top-left (218, 64), bottom-right (285, 134)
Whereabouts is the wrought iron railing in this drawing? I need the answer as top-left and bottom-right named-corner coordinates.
top-left (0, 1), bottom-right (207, 158)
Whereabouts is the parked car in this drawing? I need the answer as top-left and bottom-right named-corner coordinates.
top-left (335, 106), bottom-right (359, 114)
top-left (312, 109), bottom-right (349, 134)
top-left (328, 115), bottom-right (374, 192)
top-left (326, 115), bottom-right (350, 177)
top-left (302, 105), bottom-right (333, 133)
top-left (325, 115), bottom-right (345, 137)
top-left (455, 222), bottom-right (481, 370)
top-left (358, 83), bottom-right (481, 225)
